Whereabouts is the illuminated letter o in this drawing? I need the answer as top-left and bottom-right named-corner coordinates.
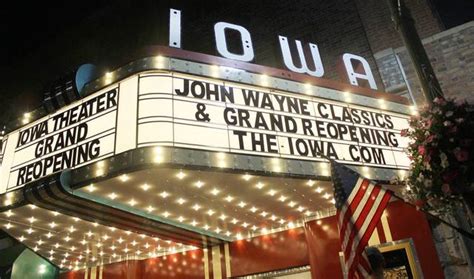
top-left (214, 22), bottom-right (254, 62)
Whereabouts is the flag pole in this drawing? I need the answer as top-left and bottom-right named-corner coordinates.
top-left (316, 153), bottom-right (474, 240)
top-left (386, 0), bottom-right (444, 104)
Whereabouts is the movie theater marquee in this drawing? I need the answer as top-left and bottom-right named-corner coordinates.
top-left (0, 8), bottom-right (414, 193)
top-left (0, 70), bottom-right (410, 191)
top-left (1, 87), bottom-right (118, 189)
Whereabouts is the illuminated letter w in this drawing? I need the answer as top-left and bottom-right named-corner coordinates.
top-left (278, 36), bottom-right (324, 77)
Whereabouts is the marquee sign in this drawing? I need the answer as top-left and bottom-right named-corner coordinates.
top-left (0, 66), bottom-right (410, 193)
top-left (0, 87), bottom-right (118, 190)
top-left (138, 73), bottom-right (409, 168)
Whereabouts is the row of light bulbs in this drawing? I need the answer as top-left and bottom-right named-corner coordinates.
top-left (3, 208), bottom-right (200, 270)
top-left (91, 170), bottom-right (335, 239)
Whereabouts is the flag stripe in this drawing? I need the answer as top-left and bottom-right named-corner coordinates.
top-left (343, 185), bottom-right (381, 264)
top-left (347, 183), bottom-right (383, 266)
top-left (346, 178), bottom-right (365, 207)
top-left (332, 162), bottom-right (392, 279)
top-left (338, 179), bottom-right (368, 238)
top-left (342, 181), bottom-right (375, 250)
top-left (359, 255), bottom-right (371, 274)
top-left (338, 178), bottom-right (366, 226)
top-left (348, 190), bottom-right (390, 274)
top-left (358, 263), bottom-right (370, 278)
top-left (339, 180), bottom-right (372, 247)
top-left (349, 192), bottom-right (391, 278)
top-left (353, 191), bottom-right (391, 262)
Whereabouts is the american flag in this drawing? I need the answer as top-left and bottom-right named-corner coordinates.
top-left (331, 161), bottom-right (392, 278)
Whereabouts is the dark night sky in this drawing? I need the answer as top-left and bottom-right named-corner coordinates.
top-left (2, 0), bottom-right (472, 60)
top-left (1, 0), bottom-right (473, 127)
top-left (1, 1), bottom-right (108, 68)
top-left (1, 1), bottom-right (115, 125)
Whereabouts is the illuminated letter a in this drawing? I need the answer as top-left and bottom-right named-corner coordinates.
top-left (342, 53), bottom-right (377, 90)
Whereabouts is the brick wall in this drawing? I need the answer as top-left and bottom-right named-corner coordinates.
top-left (375, 21), bottom-right (474, 105)
top-left (431, 215), bottom-right (474, 278)
top-left (355, 0), bottom-right (443, 53)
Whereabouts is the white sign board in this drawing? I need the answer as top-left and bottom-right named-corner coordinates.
top-left (0, 87), bottom-right (118, 191)
top-left (137, 73), bottom-right (410, 168)
top-left (0, 71), bottom-right (411, 194)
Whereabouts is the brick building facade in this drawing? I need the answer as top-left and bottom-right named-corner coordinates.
top-left (376, 21), bottom-right (474, 105)
top-left (356, 0), bottom-right (444, 53)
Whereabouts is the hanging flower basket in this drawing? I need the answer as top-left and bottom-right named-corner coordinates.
top-left (402, 97), bottom-right (474, 215)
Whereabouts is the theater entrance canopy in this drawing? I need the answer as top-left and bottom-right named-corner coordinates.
top-left (0, 47), bottom-right (432, 277)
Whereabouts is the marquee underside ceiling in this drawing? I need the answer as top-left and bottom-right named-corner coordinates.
top-left (1, 166), bottom-right (338, 270)
top-left (1, 205), bottom-right (199, 270)
top-left (76, 167), bottom-right (337, 240)
top-left (1, 164), bottom-right (404, 271)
